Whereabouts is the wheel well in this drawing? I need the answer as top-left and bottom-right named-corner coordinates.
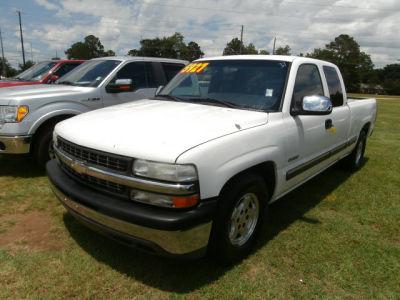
top-left (30, 114), bottom-right (74, 153)
top-left (362, 122), bottom-right (371, 134)
top-left (220, 161), bottom-right (276, 201)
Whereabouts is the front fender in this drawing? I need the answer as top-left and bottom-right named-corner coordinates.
top-left (176, 129), bottom-right (285, 200)
top-left (211, 146), bottom-right (282, 198)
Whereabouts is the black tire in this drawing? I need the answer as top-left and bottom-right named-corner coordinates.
top-left (33, 125), bottom-right (56, 167)
top-left (344, 130), bottom-right (367, 171)
top-left (208, 173), bottom-right (269, 265)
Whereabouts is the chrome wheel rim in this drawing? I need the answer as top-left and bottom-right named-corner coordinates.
top-left (229, 193), bottom-right (259, 247)
top-left (355, 139), bottom-right (364, 164)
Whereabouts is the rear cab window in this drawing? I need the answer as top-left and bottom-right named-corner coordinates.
top-left (162, 63), bottom-right (186, 81)
top-left (323, 66), bottom-right (344, 107)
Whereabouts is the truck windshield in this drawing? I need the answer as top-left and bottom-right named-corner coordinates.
top-left (57, 60), bottom-right (121, 87)
top-left (15, 61), bottom-right (57, 81)
top-left (159, 60), bottom-right (289, 112)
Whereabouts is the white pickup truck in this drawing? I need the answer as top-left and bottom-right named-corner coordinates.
top-left (47, 55), bottom-right (377, 264)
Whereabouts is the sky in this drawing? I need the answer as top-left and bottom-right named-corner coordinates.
top-left (0, 0), bottom-right (399, 68)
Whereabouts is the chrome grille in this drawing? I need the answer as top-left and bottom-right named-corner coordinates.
top-left (61, 162), bottom-right (127, 196)
top-left (58, 137), bottom-right (130, 172)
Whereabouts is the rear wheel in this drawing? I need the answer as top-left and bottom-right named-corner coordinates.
top-left (209, 173), bottom-right (269, 265)
top-left (344, 130), bottom-right (367, 171)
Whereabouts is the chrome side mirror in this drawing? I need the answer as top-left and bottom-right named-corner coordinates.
top-left (115, 78), bottom-right (132, 86)
top-left (292, 95), bottom-right (332, 116)
top-left (106, 78), bottom-right (133, 93)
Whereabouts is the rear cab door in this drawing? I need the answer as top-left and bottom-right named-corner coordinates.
top-left (321, 65), bottom-right (352, 158)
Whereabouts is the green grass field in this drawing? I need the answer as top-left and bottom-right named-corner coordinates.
top-left (1, 95), bottom-right (399, 298)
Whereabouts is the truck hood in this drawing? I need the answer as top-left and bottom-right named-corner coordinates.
top-left (0, 84), bottom-right (94, 103)
top-left (56, 99), bottom-right (268, 163)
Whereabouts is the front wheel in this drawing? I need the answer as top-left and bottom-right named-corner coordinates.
top-left (209, 174), bottom-right (269, 265)
top-left (33, 126), bottom-right (56, 167)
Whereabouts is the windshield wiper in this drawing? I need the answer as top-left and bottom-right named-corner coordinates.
top-left (188, 97), bottom-right (240, 108)
top-left (156, 94), bottom-right (185, 102)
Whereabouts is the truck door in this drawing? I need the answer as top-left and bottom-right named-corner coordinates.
top-left (282, 63), bottom-right (333, 190)
top-left (322, 66), bottom-right (351, 156)
top-left (101, 62), bottom-right (157, 106)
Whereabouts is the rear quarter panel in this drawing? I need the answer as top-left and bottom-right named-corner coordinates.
top-left (347, 98), bottom-right (377, 139)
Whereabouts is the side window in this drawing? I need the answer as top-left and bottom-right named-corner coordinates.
top-left (114, 62), bottom-right (147, 89)
top-left (292, 64), bottom-right (324, 108)
top-left (162, 63), bottom-right (185, 81)
top-left (54, 63), bottom-right (80, 77)
top-left (323, 66), bottom-right (344, 107)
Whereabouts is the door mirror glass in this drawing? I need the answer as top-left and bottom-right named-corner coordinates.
top-left (155, 85), bottom-right (164, 96)
top-left (301, 95), bottom-right (332, 115)
top-left (106, 78), bottom-right (133, 93)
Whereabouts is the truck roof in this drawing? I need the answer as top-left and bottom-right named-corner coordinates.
top-left (39, 59), bottom-right (86, 63)
top-left (90, 56), bottom-right (188, 64)
top-left (196, 55), bottom-right (336, 67)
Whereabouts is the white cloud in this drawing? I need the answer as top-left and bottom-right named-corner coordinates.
top-left (34, 0), bottom-right (59, 11)
top-left (26, 0), bottom-right (400, 66)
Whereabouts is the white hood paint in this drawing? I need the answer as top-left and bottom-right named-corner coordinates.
top-left (55, 99), bottom-right (268, 162)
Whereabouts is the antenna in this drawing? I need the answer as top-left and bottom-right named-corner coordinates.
top-left (17, 10), bottom-right (26, 66)
top-left (240, 25), bottom-right (244, 54)
top-left (0, 27), bottom-right (6, 76)
top-left (272, 37), bottom-right (276, 55)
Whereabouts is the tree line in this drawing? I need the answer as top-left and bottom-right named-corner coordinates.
top-left (1, 33), bottom-right (398, 95)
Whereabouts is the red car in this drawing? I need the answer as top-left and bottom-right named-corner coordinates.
top-left (0, 59), bottom-right (85, 88)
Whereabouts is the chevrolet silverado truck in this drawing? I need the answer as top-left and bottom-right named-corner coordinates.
top-left (0, 56), bottom-right (187, 165)
top-left (0, 59), bottom-right (84, 88)
top-left (47, 56), bottom-right (377, 264)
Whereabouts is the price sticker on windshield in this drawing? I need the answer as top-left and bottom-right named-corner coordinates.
top-left (180, 62), bottom-right (209, 74)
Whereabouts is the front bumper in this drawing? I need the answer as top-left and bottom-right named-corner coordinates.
top-left (0, 135), bottom-right (31, 154)
top-left (47, 160), bottom-right (217, 257)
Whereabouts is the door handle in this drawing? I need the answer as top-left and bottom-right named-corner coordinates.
top-left (325, 119), bottom-right (333, 130)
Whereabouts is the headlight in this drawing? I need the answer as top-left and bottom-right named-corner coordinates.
top-left (0, 105), bottom-right (29, 123)
top-left (133, 159), bottom-right (198, 182)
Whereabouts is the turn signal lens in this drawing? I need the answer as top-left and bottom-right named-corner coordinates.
top-left (172, 195), bottom-right (199, 208)
top-left (130, 189), bottom-right (199, 208)
top-left (16, 105), bottom-right (29, 122)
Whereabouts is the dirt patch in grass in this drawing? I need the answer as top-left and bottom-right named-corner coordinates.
top-left (0, 211), bottom-right (65, 252)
